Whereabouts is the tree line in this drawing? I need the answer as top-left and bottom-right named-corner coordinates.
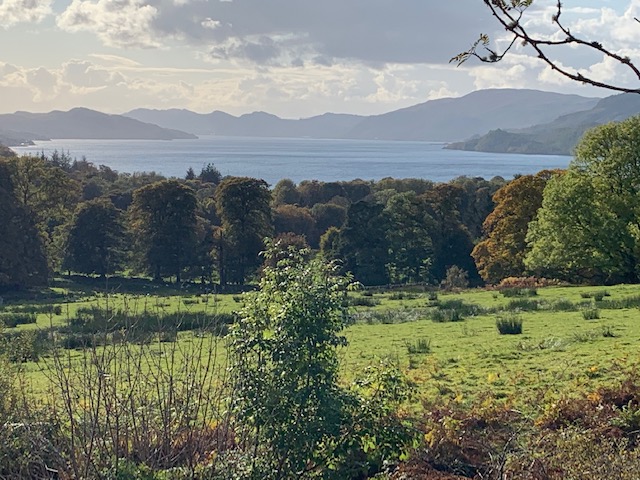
top-left (2, 116), bottom-right (639, 291)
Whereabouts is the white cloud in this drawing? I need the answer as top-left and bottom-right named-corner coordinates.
top-left (88, 54), bottom-right (142, 67)
top-left (57, 0), bottom-right (160, 48)
top-left (0, 0), bottom-right (52, 27)
top-left (201, 18), bottom-right (221, 30)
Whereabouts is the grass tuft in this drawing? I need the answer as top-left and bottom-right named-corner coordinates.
top-left (406, 338), bottom-right (431, 354)
top-left (496, 314), bottom-right (523, 335)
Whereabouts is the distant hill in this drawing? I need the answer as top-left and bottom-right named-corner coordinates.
top-left (126, 89), bottom-right (600, 142)
top-left (0, 128), bottom-right (49, 147)
top-left (342, 89), bottom-right (599, 142)
top-left (126, 108), bottom-right (365, 138)
top-left (0, 108), bottom-right (196, 146)
top-left (0, 144), bottom-right (15, 158)
top-left (447, 93), bottom-right (640, 155)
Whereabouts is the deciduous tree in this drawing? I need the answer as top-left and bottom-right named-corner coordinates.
top-left (0, 162), bottom-right (48, 289)
top-left (6, 155), bottom-right (81, 269)
top-left (336, 201), bottom-right (390, 286)
top-left (472, 171), bottom-right (555, 284)
top-left (526, 117), bottom-right (640, 283)
top-left (129, 180), bottom-right (198, 282)
top-left (62, 198), bottom-right (125, 277)
top-left (229, 242), bottom-right (352, 477)
top-left (383, 192), bottom-right (434, 284)
top-left (214, 177), bottom-right (272, 285)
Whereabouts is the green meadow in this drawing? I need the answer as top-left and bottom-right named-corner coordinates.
top-left (3, 280), bottom-right (640, 406)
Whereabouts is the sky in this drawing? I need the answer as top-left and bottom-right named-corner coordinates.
top-left (0, 0), bottom-right (638, 118)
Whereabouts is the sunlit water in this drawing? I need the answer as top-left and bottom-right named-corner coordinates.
top-left (12, 136), bottom-right (572, 185)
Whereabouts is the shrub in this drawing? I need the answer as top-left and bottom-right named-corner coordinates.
top-left (406, 338), bottom-right (431, 354)
top-left (506, 298), bottom-right (539, 312)
top-left (0, 313), bottom-right (36, 328)
top-left (431, 309), bottom-right (463, 323)
top-left (348, 295), bottom-right (381, 307)
top-left (549, 298), bottom-right (578, 312)
top-left (582, 306), bottom-right (601, 320)
top-left (0, 330), bottom-right (49, 362)
top-left (497, 276), bottom-right (561, 289)
top-left (437, 299), bottom-right (484, 316)
top-left (351, 309), bottom-right (425, 325)
top-left (582, 290), bottom-right (610, 301)
top-left (500, 287), bottom-right (537, 297)
top-left (440, 266), bottom-right (469, 291)
top-left (496, 314), bottom-right (523, 335)
top-left (389, 291), bottom-right (419, 300)
top-left (599, 295), bottom-right (640, 310)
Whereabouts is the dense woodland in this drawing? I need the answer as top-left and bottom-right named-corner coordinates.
top-left (4, 117), bottom-right (640, 293)
top-left (0, 149), bottom-right (506, 291)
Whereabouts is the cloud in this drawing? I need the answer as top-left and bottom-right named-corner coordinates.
top-left (55, 0), bottom-right (495, 66)
top-left (88, 54), bottom-right (142, 67)
top-left (0, 0), bottom-right (52, 27)
top-left (0, 55), bottom-right (478, 118)
top-left (57, 0), bottom-right (160, 48)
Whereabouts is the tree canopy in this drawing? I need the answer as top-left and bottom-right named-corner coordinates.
top-left (0, 162), bottom-right (48, 289)
top-left (214, 176), bottom-right (272, 285)
top-left (526, 117), bottom-right (640, 283)
top-left (129, 180), bottom-right (199, 282)
top-left (62, 199), bottom-right (125, 277)
top-left (472, 171), bottom-right (555, 284)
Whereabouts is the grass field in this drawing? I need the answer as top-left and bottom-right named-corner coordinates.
top-left (3, 279), bottom-right (640, 408)
top-left (344, 285), bottom-right (640, 406)
top-left (4, 279), bottom-right (640, 478)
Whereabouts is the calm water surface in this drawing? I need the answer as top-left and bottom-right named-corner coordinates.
top-left (12, 136), bottom-right (572, 185)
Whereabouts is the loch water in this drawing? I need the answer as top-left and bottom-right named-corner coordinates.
top-left (12, 136), bottom-right (572, 185)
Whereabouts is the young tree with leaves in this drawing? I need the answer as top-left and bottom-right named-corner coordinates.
top-left (229, 242), bottom-right (353, 477)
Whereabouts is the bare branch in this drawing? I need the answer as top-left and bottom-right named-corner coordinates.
top-left (452, 0), bottom-right (640, 94)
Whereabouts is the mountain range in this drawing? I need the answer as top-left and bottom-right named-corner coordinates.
top-left (0, 108), bottom-right (197, 146)
top-left (125, 89), bottom-right (599, 143)
top-left (4, 89), bottom-right (640, 155)
top-left (445, 93), bottom-right (640, 155)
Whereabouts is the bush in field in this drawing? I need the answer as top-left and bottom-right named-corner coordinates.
top-left (506, 298), bottom-right (540, 311)
top-left (582, 306), bottom-right (601, 320)
top-left (440, 265), bottom-right (469, 291)
top-left (406, 338), bottom-right (431, 354)
top-left (496, 314), bottom-right (523, 335)
top-left (0, 312), bottom-right (36, 328)
top-left (500, 287), bottom-right (537, 297)
top-left (229, 244), bottom-right (353, 477)
top-left (431, 309), bottom-right (464, 323)
top-left (228, 242), bottom-right (414, 478)
top-left (497, 276), bottom-right (540, 289)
